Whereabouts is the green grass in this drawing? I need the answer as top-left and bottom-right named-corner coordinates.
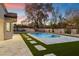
top-left (21, 34), bottom-right (52, 56)
top-left (21, 33), bottom-right (79, 56)
top-left (47, 41), bottom-right (79, 56)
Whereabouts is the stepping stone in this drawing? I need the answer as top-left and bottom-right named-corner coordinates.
top-left (44, 53), bottom-right (56, 56)
top-left (34, 45), bottom-right (46, 51)
top-left (25, 35), bottom-right (29, 38)
top-left (27, 38), bottom-right (32, 40)
top-left (30, 41), bottom-right (37, 44)
top-left (23, 35), bottom-right (29, 38)
top-left (25, 36), bottom-right (29, 38)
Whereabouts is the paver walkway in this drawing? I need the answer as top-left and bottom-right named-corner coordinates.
top-left (44, 53), bottom-right (56, 56)
top-left (22, 34), bottom-right (56, 56)
top-left (27, 38), bottom-right (32, 40)
top-left (30, 41), bottom-right (37, 44)
top-left (34, 45), bottom-right (46, 51)
top-left (0, 34), bottom-right (33, 56)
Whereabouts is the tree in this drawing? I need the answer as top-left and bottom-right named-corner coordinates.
top-left (25, 3), bottom-right (66, 30)
top-left (25, 3), bottom-right (53, 29)
top-left (65, 9), bottom-right (79, 27)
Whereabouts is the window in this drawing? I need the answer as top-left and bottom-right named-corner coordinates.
top-left (6, 23), bottom-right (11, 32)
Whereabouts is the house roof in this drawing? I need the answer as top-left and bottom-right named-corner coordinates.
top-left (4, 13), bottom-right (17, 18)
top-left (1, 4), bottom-right (17, 18)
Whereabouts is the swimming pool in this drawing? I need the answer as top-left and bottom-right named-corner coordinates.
top-left (28, 32), bottom-right (79, 45)
top-left (30, 32), bottom-right (60, 39)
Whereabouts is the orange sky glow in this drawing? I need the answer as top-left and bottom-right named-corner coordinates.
top-left (4, 3), bottom-right (25, 9)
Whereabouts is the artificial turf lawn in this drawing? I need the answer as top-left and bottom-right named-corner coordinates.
top-left (21, 33), bottom-right (79, 56)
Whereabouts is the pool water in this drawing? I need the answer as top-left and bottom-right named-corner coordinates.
top-left (29, 32), bottom-right (79, 45)
top-left (30, 32), bottom-right (60, 38)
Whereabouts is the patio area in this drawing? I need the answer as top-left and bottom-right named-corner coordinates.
top-left (0, 34), bottom-right (33, 56)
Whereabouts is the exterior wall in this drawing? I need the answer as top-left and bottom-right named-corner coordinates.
top-left (54, 29), bottom-right (65, 34)
top-left (44, 29), bottom-right (49, 32)
top-left (58, 29), bottom-right (65, 34)
top-left (0, 4), bottom-right (16, 40)
top-left (25, 28), bottom-right (35, 32)
top-left (0, 18), bottom-right (4, 41)
top-left (4, 22), bottom-right (13, 40)
top-left (71, 29), bottom-right (77, 34)
top-left (49, 29), bottom-right (53, 32)
top-left (0, 4), bottom-right (6, 41)
top-left (25, 28), bottom-right (53, 33)
top-left (54, 29), bottom-right (58, 34)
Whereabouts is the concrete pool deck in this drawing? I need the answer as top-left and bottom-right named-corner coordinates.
top-left (0, 34), bottom-right (33, 56)
top-left (28, 33), bottom-right (79, 45)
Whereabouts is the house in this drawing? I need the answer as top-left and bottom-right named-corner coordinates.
top-left (0, 4), bottom-right (17, 41)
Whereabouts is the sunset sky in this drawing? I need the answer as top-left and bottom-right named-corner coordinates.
top-left (4, 3), bottom-right (26, 24)
top-left (4, 3), bottom-right (79, 24)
